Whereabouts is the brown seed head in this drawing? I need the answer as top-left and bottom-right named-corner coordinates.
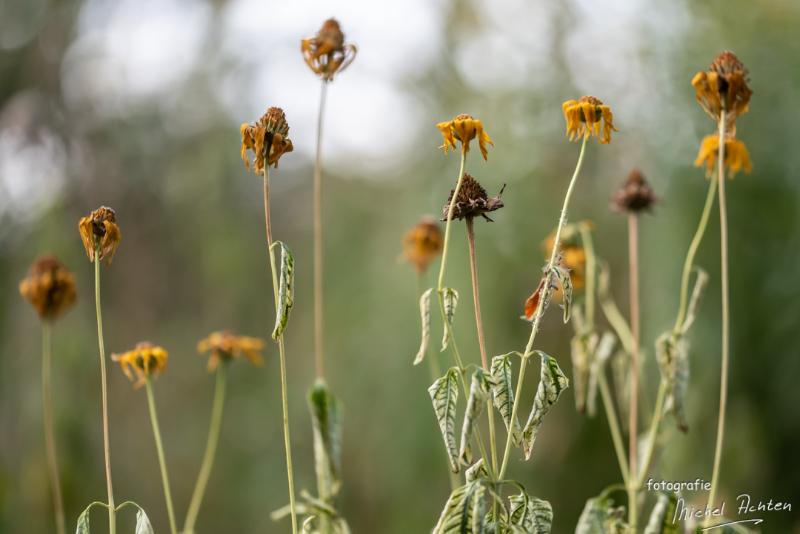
top-left (612, 168), bottom-right (657, 213)
top-left (78, 206), bottom-right (121, 264)
top-left (111, 342), bottom-right (168, 388)
top-left (301, 18), bottom-right (357, 82)
top-left (240, 107), bottom-right (294, 174)
top-left (197, 330), bottom-right (265, 372)
top-left (19, 255), bottom-right (77, 321)
top-left (442, 173), bottom-right (504, 222)
top-left (691, 50), bottom-right (751, 124)
top-left (402, 217), bottom-right (443, 274)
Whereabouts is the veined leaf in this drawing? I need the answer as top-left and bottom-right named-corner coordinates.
top-left (586, 332), bottom-right (617, 417)
top-left (508, 492), bottom-right (553, 534)
top-left (135, 509), bottom-right (154, 534)
top-left (459, 369), bottom-right (493, 466)
top-left (644, 493), bottom-right (680, 534)
top-left (440, 288), bottom-right (459, 352)
top-left (308, 379), bottom-right (343, 500)
top-left (465, 458), bottom-right (488, 483)
top-left (270, 241), bottom-right (294, 339)
top-left (553, 265), bottom-right (573, 323)
top-left (655, 332), bottom-right (690, 432)
top-left (490, 353), bottom-right (523, 445)
top-left (522, 352), bottom-right (569, 460)
top-left (414, 288), bottom-right (434, 365)
top-left (680, 268), bottom-right (709, 335)
top-left (576, 495), bottom-right (627, 534)
top-left (429, 367), bottom-right (461, 473)
top-left (432, 481), bottom-right (486, 534)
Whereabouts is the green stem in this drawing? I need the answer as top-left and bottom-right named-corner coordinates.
top-left (313, 80), bottom-right (328, 379)
top-left (598, 372), bottom-right (630, 484)
top-left (499, 136), bottom-right (589, 479)
top-left (263, 169), bottom-right (298, 534)
top-left (93, 255), bottom-right (116, 534)
top-left (41, 323), bottom-right (66, 534)
top-left (144, 378), bottom-right (177, 534)
top-left (579, 223), bottom-right (596, 331)
top-left (183, 365), bottom-right (227, 533)
top-left (627, 214), bottom-right (640, 531)
top-left (636, 381), bottom-right (666, 487)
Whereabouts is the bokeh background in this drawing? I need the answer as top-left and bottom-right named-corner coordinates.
top-left (1, 0), bottom-right (799, 532)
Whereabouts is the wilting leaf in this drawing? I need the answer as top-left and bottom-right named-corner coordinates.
top-left (575, 495), bottom-right (627, 534)
top-left (459, 369), bottom-right (493, 466)
top-left (135, 509), bottom-right (154, 534)
top-left (308, 379), bottom-right (343, 499)
top-left (429, 367), bottom-right (461, 472)
top-left (586, 332), bottom-right (616, 417)
top-left (432, 481), bottom-right (486, 534)
top-left (570, 331), bottom-right (597, 414)
top-left (553, 265), bottom-right (573, 323)
top-left (508, 491), bottom-right (553, 533)
top-left (522, 269), bottom-right (556, 322)
top-left (522, 352), bottom-right (569, 460)
top-left (490, 353), bottom-right (523, 445)
top-left (271, 241), bottom-right (294, 339)
top-left (644, 493), bottom-right (680, 534)
top-left (414, 288), bottom-right (434, 365)
top-left (656, 333), bottom-right (690, 432)
top-left (465, 458), bottom-right (488, 483)
top-left (611, 349), bottom-right (631, 430)
top-left (440, 288), bottom-right (459, 352)
top-left (76, 507), bottom-right (91, 534)
top-left (680, 268), bottom-right (709, 335)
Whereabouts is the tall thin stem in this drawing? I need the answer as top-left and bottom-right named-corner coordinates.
top-left (144, 378), bottom-right (177, 534)
top-left (263, 169), bottom-right (298, 534)
top-left (637, 381), bottom-right (666, 487)
top-left (598, 373), bottom-right (630, 484)
top-left (41, 323), bottom-right (66, 534)
top-left (627, 214), bottom-right (641, 530)
top-left (313, 81), bottom-right (329, 379)
top-left (499, 136), bottom-right (589, 479)
top-left (706, 110), bottom-right (729, 523)
top-left (93, 255), bottom-right (116, 534)
top-left (183, 365), bottom-right (227, 533)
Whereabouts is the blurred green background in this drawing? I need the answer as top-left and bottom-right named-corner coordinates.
top-left (1, 0), bottom-right (799, 532)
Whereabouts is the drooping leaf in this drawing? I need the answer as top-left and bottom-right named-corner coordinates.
top-left (611, 349), bottom-right (631, 430)
top-left (586, 332), bottom-right (617, 417)
top-left (644, 493), bottom-right (680, 534)
top-left (75, 502), bottom-right (108, 534)
top-left (432, 481), bottom-right (486, 534)
top-left (490, 353), bottom-right (522, 445)
top-left (440, 287), bottom-right (459, 352)
top-left (570, 330), bottom-right (597, 414)
top-left (508, 491), bottom-right (553, 533)
top-left (522, 352), bottom-right (569, 460)
top-left (522, 269), bottom-right (556, 322)
top-left (308, 379), bottom-right (343, 500)
top-left (459, 369), bottom-right (493, 466)
top-left (575, 495), bottom-right (627, 534)
top-left (553, 265), bottom-right (573, 323)
top-left (135, 509), bottom-right (154, 534)
top-left (429, 367), bottom-right (461, 472)
top-left (414, 288), bottom-right (434, 365)
top-left (465, 458), bottom-right (488, 483)
top-left (655, 332), bottom-right (690, 432)
top-left (270, 241), bottom-right (294, 339)
top-left (680, 268), bottom-right (709, 335)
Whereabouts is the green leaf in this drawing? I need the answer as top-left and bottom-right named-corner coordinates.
top-left (459, 369), bottom-right (493, 466)
top-left (644, 493), bottom-right (680, 534)
top-left (586, 332), bottom-right (616, 417)
top-left (680, 268), bottom-right (709, 335)
top-left (508, 491), bottom-right (553, 533)
top-left (570, 330), bottom-right (597, 414)
top-left (655, 332), bottom-right (690, 432)
top-left (75, 502), bottom-right (107, 534)
top-left (429, 367), bottom-right (461, 473)
top-left (490, 353), bottom-right (522, 445)
top-left (575, 495), bottom-right (627, 534)
top-left (308, 379), bottom-right (343, 500)
top-left (432, 481), bottom-right (486, 534)
top-left (414, 288), bottom-right (434, 365)
top-left (440, 287), bottom-right (459, 352)
top-left (270, 241), bottom-right (294, 339)
top-left (553, 265), bottom-right (573, 323)
top-left (465, 458), bottom-right (488, 483)
top-left (522, 352), bottom-right (569, 460)
top-left (135, 509), bottom-right (154, 534)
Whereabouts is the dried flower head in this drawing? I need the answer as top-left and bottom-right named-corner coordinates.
top-left (562, 96), bottom-right (616, 144)
top-left (112, 342), bottom-right (168, 388)
top-left (436, 114), bottom-right (494, 160)
top-left (612, 168), bottom-right (658, 213)
top-left (240, 107), bottom-right (294, 174)
top-left (694, 135), bottom-right (752, 178)
top-left (544, 229), bottom-right (586, 290)
top-left (197, 331), bottom-right (265, 372)
top-left (19, 255), bottom-right (77, 321)
top-left (691, 51), bottom-right (752, 124)
top-left (301, 18), bottom-right (357, 82)
top-left (441, 173), bottom-right (505, 222)
top-left (402, 217), bottom-right (443, 274)
top-left (78, 206), bottom-right (122, 264)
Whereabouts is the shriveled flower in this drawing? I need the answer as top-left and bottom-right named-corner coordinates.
top-left (562, 96), bottom-right (616, 144)
top-left (694, 135), bottom-right (752, 178)
top-left (402, 217), bottom-right (443, 274)
top-left (19, 255), bottom-right (77, 321)
top-left (691, 51), bottom-right (752, 124)
top-left (198, 331), bottom-right (265, 372)
top-left (78, 206), bottom-right (122, 264)
top-left (112, 342), bottom-right (168, 388)
top-left (301, 18), bottom-right (357, 82)
top-left (436, 114), bottom-right (494, 160)
top-left (611, 168), bottom-right (658, 213)
top-left (441, 174), bottom-right (504, 222)
top-left (240, 107), bottom-right (294, 174)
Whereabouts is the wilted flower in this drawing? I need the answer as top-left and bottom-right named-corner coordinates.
top-left (441, 173), bottom-right (504, 222)
top-left (691, 51), bottom-right (752, 124)
top-left (611, 168), bottom-right (657, 213)
top-left (301, 18), bottom-right (357, 82)
top-left (112, 342), bottom-right (168, 388)
top-left (19, 255), bottom-right (77, 321)
top-left (240, 107), bottom-right (294, 174)
top-left (562, 96), bottom-right (616, 144)
top-left (402, 217), bottom-right (443, 274)
top-left (78, 206), bottom-right (122, 264)
top-left (436, 114), bottom-right (494, 160)
top-left (694, 135), bottom-right (752, 178)
top-left (198, 331), bottom-right (265, 372)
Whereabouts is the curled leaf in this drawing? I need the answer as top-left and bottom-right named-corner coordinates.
top-left (490, 353), bottom-right (523, 445)
top-left (656, 333), bottom-right (690, 432)
top-left (509, 491), bottom-right (553, 533)
top-left (644, 492), bottom-right (680, 534)
top-left (429, 367), bottom-right (461, 472)
top-left (440, 287), bottom-right (459, 352)
top-left (270, 241), bottom-right (294, 339)
top-left (432, 481), bottom-right (486, 534)
top-left (680, 268), bottom-right (709, 335)
top-left (459, 369), bottom-right (493, 466)
top-left (414, 288), bottom-right (434, 365)
top-left (308, 379), bottom-right (343, 500)
top-left (553, 264), bottom-right (573, 323)
top-left (522, 352), bottom-right (569, 460)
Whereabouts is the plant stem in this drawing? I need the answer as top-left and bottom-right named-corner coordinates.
top-left (706, 110), bottom-right (729, 525)
top-left (579, 223), bottom-right (596, 330)
top-left (636, 381), bottom-right (666, 487)
top-left (313, 80), bottom-right (328, 379)
top-left (183, 365), bottom-right (227, 533)
top-left (144, 378), bottom-right (177, 534)
top-left (93, 255), bottom-right (116, 534)
top-left (598, 373), bottom-right (630, 484)
top-left (499, 136), bottom-right (589, 479)
top-left (263, 169), bottom-right (298, 534)
top-left (627, 213), bottom-right (641, 531)
top-left (41, 323), bottom-right (66, 534)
